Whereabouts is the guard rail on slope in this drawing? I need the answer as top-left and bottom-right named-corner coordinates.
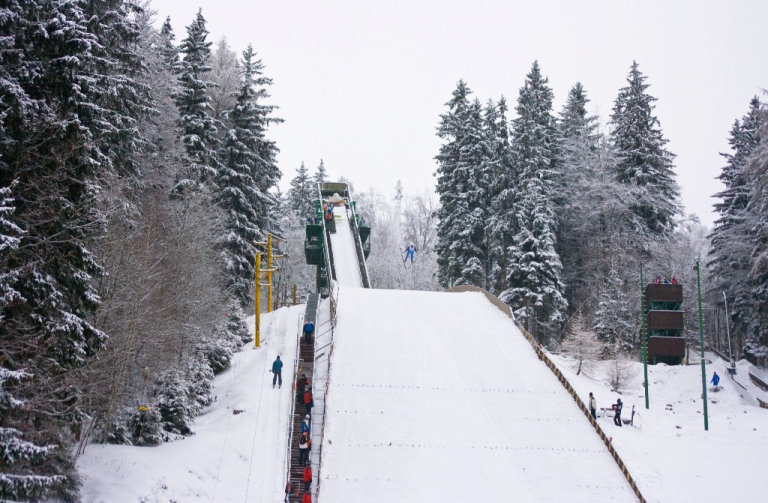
top-left (346, 199), bottom-right (371, 288)
top-left (448, 285), bottom-right (647, 503)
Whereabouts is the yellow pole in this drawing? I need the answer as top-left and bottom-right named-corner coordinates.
top-left (292, 284), bottom-right (297, 306)
top-left (255, 251), bottom-right (261, 348)
top-left (267, 234), bottom-right (273, 313)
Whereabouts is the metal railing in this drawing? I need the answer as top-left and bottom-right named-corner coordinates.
top-left (346, 198), bottom-right (371, 288)
top-left (282, 312), bottom-right (304, 497)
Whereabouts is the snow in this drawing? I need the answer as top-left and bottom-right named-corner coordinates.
top-left (328, 205), bottom-right (363, 288)
top-left (77, 285), bottom-right (767, 503)
top-left (78, 305), bottom-right (302, 503)
top-left (319, 287), bottom-right (637, 502)
top-left (549, 350), bottom-right (768, 503)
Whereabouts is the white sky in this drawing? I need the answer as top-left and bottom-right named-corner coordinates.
top-left (151, 0), bottom-right (768, 226)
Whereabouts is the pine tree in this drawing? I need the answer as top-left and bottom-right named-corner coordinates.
top-left (175, 9), bottom-right (220, 190)
top-left (216, 44), bottom-right (280, 307)
top-left (159, 16), bottom-right (180, 69)
top-left (486, 96), bottom-right (512, 295)
top-left (502, 62), bottom-right (567, 336)
top-left (610, 61), bottom-right (681, 237)
top-left (435, 80), bottom-right (472, 286)
top-left (0, 0), bottom-right (147, 496)
top-left (708, 97), bottom-right (762, 346)
top-left (288, 162), bottom-right (316, 218)
top-left (314, 159), bottom-right (328, 186)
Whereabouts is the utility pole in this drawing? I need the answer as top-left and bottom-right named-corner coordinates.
top-left (641, 264), bottom-right (649, 409)
top-left (254, 251), bottom-right (262, 348)
top-left (695, 257), bottom-right (709, 431)
top-left (254, 233), bottom-right (286, 348)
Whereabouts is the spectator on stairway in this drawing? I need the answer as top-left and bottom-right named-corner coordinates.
top-left (304, 388), bottom-right (314, 415)
top-left (653, 276), bottom-right (661, 284)
top-left (301, 491), bottom-right (312, 503)
top-left (298, 431), bottom-right (311, 466)
top-left (589, 392), bottom-right (597, 419)
top-left (671, 276), bottom-right (678, 285)
top-left (303, 320), bottom-right (315, 344)
top-left (711, 372), bottom-right (720, 387)
top-left (613, 398), bottom-right (623, 427)
top-left (271, 356), bottom-right (283, 389)
top-left (302, 414), bottom-right (311, 434)
top-left (284, 482), bottom-right (292, 503)
top-left (297, 374), bottom-right (309, 403)
top-left (302, 465), bottom-right (313, 492)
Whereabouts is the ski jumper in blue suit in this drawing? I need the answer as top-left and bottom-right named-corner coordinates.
top-left (404, 245), bottom-right (416, 263)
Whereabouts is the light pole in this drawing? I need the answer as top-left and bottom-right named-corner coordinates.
top-left (641, 264), bottom-right (649, 409)
top-left (722, 291), bottom-right (733, 363)
top-left (694, 257), bottom-right (709, 431)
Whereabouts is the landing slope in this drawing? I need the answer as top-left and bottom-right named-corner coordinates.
top-left (320, 288), bottom-right (637, 503)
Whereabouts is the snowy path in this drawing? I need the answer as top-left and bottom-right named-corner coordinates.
top-left (328, 206), bottom-right (363, 288)
top-left (78, 306), bottom-right (302, 503)
top-left (319, 288), bottom-right (637, 503)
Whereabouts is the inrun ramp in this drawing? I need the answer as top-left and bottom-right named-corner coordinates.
top-left (328, 206), bottom-right (363, 288)
top-left (319, 287), bottom-right (638, 502)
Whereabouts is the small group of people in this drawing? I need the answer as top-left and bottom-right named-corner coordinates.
top-left (296, 377), bottom-right (314, 500)
top-left (652, 275), bottom-right (678, 285)
top-left (588, 392), bottom-right (625, 427)
top-left (323, 201), bottom-right (335, 222)
top-left (285, 460), bottom-right (313, 503)
top-left (298, 373), bottom-right (314, 415)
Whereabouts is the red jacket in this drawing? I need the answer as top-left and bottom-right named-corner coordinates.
top-left (302, 492), bottom-right (312, 503)
top-left (303, 391), bottom-right (313, 405)
top-left (302, 466), bottom-right (312, 483)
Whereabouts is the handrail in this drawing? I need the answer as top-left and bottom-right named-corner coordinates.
top-left (282, 312), bottom-right (304, 497)
top-left (346, 198), bottom-right (371, 288)
top-left (317, 185), bottom-right (335, 297)
top-left (315, 282), bottom-right (339, 500)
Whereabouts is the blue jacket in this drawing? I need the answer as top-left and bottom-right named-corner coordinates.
top-left (272, 359), bottom-right (283, 373)
top-left (301, 419), bottom-right (311, 434)
top-left (304, 322), bottom-right (314, 334)
top-left (711, 374), bottom-right (720, 386)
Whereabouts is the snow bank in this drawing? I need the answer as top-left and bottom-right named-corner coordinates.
top-left (78, 305), bottom-right (303, 503)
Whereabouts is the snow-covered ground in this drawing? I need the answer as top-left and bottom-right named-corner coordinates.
top-left (78, 305), bottom-right (303, 503)
top-left (549, 350), bottom-right (768, 503)
top-left (77, 286), bottom-right (768, 502)
top-left (328, 205), bottom-right (363, 288)
top-left (319, 287), bottom-right (638, 502)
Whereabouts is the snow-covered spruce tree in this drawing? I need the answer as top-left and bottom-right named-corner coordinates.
top-left (708, 96), bottom-right (762, 354)
top-left (315, 159), bottom-right (328, 186)
top-left (436, 81), bottom-right (494, 288)
top-left (485, 97), bottom-right (513, 296)
top-left (175, 9), bottom-right (220, 190)
top-left (216, 44), bottom-right (281, 307)
top-left (288, 162), bottom-right (317, 218)
top-left (610, 61), bottom-right (681, 237)
top-left (502, 62), bottom-right (567, 338)
top-left (0, 0), bottom-right (147, 496)
top-left (159, 16), bottom-right (180, 70)
top-left (738, 104), bottom-right (768, 365)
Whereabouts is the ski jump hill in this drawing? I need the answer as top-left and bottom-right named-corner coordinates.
top-left (315, 196), bottom-right (640, 502)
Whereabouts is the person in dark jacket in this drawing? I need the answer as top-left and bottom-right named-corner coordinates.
top-left (613, 398), bottom-right (623, 427)
top-left (303, 320), bottom-right (315, 344)
top-left (271, 356), bottom-right (283, 388)
top-left (297, 374), bottom-right (309, 403)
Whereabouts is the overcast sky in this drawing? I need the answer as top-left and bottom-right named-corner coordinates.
top-left (151, 0), bottom-right (768, 226)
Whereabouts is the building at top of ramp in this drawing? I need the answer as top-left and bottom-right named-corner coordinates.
top-left (318, 286), bottom-right (638, 503)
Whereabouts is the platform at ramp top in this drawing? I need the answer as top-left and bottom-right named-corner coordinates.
top-left (319, 287), bottom-right (638, 503)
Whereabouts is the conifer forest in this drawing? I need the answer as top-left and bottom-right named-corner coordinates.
top-left (0, 1), bottom-right (766, 500)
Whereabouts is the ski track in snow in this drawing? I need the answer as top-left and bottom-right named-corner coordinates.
top-left (329, 206), bottom-right (363, 288)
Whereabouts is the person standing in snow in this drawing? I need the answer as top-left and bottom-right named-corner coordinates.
top-left (301, 414), bottom-right (311, 434)
top-left (271, 356), bottom-right (283, 388)
top-left (404, 244), bottom-right (416, 263)
top-left (303, 320), bottom-right (315, 344)
top-left (711, 372), bottom-right (720, 386)
top-left (613, 398), bottom-right (623, 427)
top-left (302, 465), bottom-right (313, 492)
top-left (589, 392), bottom-right (597, 419)
top-left (298, 430), bottom-right (311, 466)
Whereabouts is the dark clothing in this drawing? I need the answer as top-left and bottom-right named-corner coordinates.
top-left (273, 371), bottom-right (282, 387)
top-left (298, 432), bottom-right (311, 466)
top-left (272, 358), bottom-right (283, 373)
top-left (613, 401), bottom-right (623, 426)
top-left (590, 408), bottom-right (597, 419)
